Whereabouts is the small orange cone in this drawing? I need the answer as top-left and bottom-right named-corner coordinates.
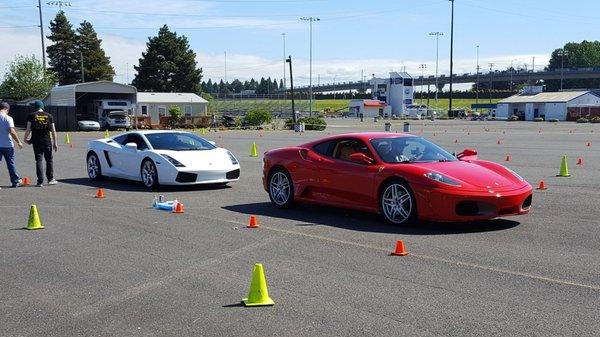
top-left (505, 155), bottom-right (511, 162)
top-left (95, 188), bottom-right (105, 199)
top-left (22, 177), bottom-right (30, 186)
top-left (587, 142), bottom-right (591, 147)
top-left (497, 140), bottom-right (501, 145)
top-left (248, 215), bottom-right (259, 228)
top-left (576, 157), bottom-right (583, 165)
top-left (537, 180), bottom-right (547, 190)
top-left (173, 201), bottom-right (185, 214)
top-left (391, 240), bottom-right (409, 256)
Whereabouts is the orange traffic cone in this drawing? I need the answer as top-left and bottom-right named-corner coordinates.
top-left (22, 177), bottom-right (30, 186)
top-left (576, 157), bottom-right (583, 165)
top-left (537, 180), bottom-right (547, 190)
top-left (173, 201), bottom-right (185, 214)
top-left (248, 215), bottom-right (259, 228)
top-left (391, 240), bottom-right (409, 256)
top-left (505, 155), bottom-right (511, 162)
top-left (95, 188), bottom-right (105, 199)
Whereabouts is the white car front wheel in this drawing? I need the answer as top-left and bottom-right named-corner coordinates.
top-left (87, 152), bottom-right (102, 180)
top-left (141, 159), bottom-right (159, 189)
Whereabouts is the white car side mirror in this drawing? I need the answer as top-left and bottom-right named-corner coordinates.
top-left (125, 142), bottom-right (138, 151)
top-left (208, 141), bottom-right (216, 146)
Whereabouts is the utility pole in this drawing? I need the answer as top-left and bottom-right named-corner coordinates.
top-left (448, 0), bottom-right (455, 116)
top-left (476, 45), bottom-right (480, 105)
top-left (224, 51), bottom-right (227, 84)
top-left (558, 49), bottom-right (569, 91)
top-left (282, 33), bottom-right (286, 89)
top-left (286, 56), bottom-right (296, 125)
top-left (300, 17), bottom-right (319, 117)
top-left (37, 0), bottom-right (46, 70)
top-left (531, 56), bottom-right (535, 86)
top-left (429, 32), bottom-right (443, 113)
top-left (126, 62), bottom-right (129, 84)
top-left (510, 59), bottom-right (515, 92)
top-left (80, 51), bottom-right (85, 82)
top-left (419, 64), bottom-right (426, 105)
top-left (488, 63), bottom-right (494, 103)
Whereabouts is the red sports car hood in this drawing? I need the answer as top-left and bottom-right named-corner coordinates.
top-left (409, 160), bottom-right (523, 190)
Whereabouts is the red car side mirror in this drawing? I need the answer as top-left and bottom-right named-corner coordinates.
top-left (349, 152), bottom-right (374, 165)
top-left (457, 148), bottom-right (478, 160)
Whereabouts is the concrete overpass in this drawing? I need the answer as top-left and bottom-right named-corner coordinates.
top-left (280, 68), bottom-right (600, 93)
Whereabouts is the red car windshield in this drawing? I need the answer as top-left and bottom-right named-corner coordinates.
top-left (371, 137), bottom-right (457, 163)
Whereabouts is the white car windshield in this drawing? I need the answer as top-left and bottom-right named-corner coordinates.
top-left (371, 137), bottom-right (457, 163)
top-left (145, 133), bottom-right (216, 151)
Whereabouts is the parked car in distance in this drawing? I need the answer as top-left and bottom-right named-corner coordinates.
top-left (78, 120), bottom-right (101, 131)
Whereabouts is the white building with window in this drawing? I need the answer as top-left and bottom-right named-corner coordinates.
top-left (136, 92), bottom-right (208, 122)
top-left (496, 90), bottom-right (600, 121)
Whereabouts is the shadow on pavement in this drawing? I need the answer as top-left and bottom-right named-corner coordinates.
top-left (58, 177), bottom-right (232, 192)
top-left (223, 202), bottom-right (520, 235)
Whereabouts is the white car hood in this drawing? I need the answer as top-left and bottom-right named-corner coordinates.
top-left (154, 148), bottom-right (236, 170)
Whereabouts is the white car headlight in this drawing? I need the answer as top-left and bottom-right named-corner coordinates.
top-left (424, 172), bottom-right (461, 186)
top-left (161, 154), bottom-right (185, 167)
top-left (227, 151), bottom-right (239, 165)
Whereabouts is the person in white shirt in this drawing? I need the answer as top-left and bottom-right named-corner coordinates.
top-left (0, 102), bottom-right (24, 188)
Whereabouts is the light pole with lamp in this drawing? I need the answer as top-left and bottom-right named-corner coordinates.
top-left (558, 49), bottom-right (569, 91)
top-left (429, 32), bottom-right (443, 113)
top-left (300, 17), bottom-right (319, 116)
top-left (419, 64), bottom-right (426, 105)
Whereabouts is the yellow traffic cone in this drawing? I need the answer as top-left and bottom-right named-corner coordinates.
top-left (201, 128), bottom-right (206, 135)
top-left (25, 204), bottom-right (44, 230)
top-left (250, 142), bottom-right (258, 157)
top-left (104, 129), bottom-right (110, 138)
top-left (64, 133), bottom-right (70, 144)
top-left (558, 155), bottom-right (570, 177)
top-left (242, 263), bottom-right (274, 307)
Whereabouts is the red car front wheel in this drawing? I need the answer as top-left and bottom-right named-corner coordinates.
top-left (380, 181), bottom-right (416, 225)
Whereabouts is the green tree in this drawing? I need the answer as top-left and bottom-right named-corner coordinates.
top-left (46, 11), bottom-right (79, 85)
top-left (133, 25), bottom-right (202, 93)
top-left (546, 40), bottom-right (600, 91)
top-left (169, 104), bottom-right (182, 127)
top-left (0, 55), bottom-right (57, 101)
top-left (244, 108), bottom-right (272, 126)
top-left (76, 21), bottom-right (115, 82)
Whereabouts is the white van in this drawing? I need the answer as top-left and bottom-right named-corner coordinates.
top-left (94, 100), bottom-right (132, 130)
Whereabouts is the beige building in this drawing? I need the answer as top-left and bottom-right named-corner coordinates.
top-left (136, 92), bottom-right (208, 122)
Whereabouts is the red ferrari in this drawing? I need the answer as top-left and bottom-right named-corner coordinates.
top-left (262, 132), bottom-right (532, 225)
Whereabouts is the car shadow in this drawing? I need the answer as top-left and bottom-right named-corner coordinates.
top-left (58, 177), bottom-right (232, 192)
top-left (223, 202), bottom-right (520, 235)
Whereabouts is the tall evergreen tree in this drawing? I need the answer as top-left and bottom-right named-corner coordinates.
top-left (76, 21), bottom-right (115, 82)
top-left (133, 25), bottom-right (202, 92)
top-left (46, 11), bottom-right (79, 85)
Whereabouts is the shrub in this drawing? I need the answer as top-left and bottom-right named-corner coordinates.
top-left (590, 116), bottom-right (600, 123)
top-left (301, 116), bottom-right (327, 131)
top-left (548, 118), bottom-right (559, 123)
top-left (576, 117), bottom-right (589, 123)
top-left (169, 105), bottom-right (183, 128)
top-left (244, 108), bottom-right (272, 126)
top-left (507, 115), bottom-right (518, 121)
top-left (533, 117), bottom-right (544, 122)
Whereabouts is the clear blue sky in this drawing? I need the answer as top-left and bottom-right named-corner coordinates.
top-left (0, 0), bottom-right (598, 84)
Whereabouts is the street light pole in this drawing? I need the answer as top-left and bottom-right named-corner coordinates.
top-left (419, 64), bottom-right (426, 105)
top-left (476, 45), bottom-right (480, 105)
top-left (510, 59), bottom-right (515, 92)
top-left (301, 17), bottom-right (319, 117)
top-left (448, 0), bottom-right (455, 116)
top-left (488, 63), bottom-right (494, 103)
top-left (429, 32), bottom-right (443, 113)
top-left (558, 49), bottom-right (569, 91)
top-left (282, 33), bottom-right (286, 89)
top-left (286, 56), bottom-right (296, 125)
top-left (37, 0), bottom-right (46, 70)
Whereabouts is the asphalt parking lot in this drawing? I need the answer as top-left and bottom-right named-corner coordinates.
top-left (1, 118), bottom-right (599, 336)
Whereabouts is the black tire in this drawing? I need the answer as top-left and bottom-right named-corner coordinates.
top-left (267, 167), bottom-right (295, 209)
top-left (87, 152), bottom-right (103, 180)
top-left (141, 158), bottom-right (159, 189)
top-left (379, 180), bottom-right (417, 225)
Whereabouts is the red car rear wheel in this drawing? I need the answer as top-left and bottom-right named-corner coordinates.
top-left (268, 168), bottom-right (295, 208)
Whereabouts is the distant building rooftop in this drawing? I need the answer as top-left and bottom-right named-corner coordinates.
top-left (499, 91), bottom-right (591, 104)
top-left (137, 92), bottom-right (207, 104)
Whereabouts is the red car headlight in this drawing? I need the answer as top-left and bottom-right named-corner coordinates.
top-left (424, 172), bottom-right (461, 187)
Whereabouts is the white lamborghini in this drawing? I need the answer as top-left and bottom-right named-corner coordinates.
top-left (86, 130), bottom-right (241, 189)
